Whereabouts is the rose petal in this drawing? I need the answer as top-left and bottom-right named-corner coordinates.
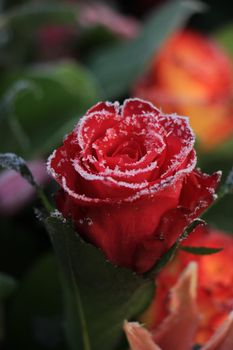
top-left (48, 98), bottom-right (220, 274)
top-left (179, 227), bottom-right (233, 344)
top-left (58, 177), bottom-right (184, 272)
top-left (75, 101), bottom-right (121, 152)
top-left (179, 169), bottom-right (221, 219)
top-left (48, 99), bottom-right (200, 205)
top-left (159, 114), bottom-right (195, 178)
top-left (124, 321), bottom-right (162, 350)
top-left (49, 137), bottom-right (196, 205)
top-left (86, 101), bottom-right (120, 116)
top-left (202, 311), bottom-right (233, 350)
top-left (122, 98), bottom-right (160, 117)
top-left (143, 226), bottom-right (233, 345)
top-left (152, 262), bottom-right (200, 350)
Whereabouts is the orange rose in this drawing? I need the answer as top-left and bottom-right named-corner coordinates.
top-left (134, 31), bottom-right (233, 150)
top-left (140, 226), bottom-right (233, 345)
top-left (124, 262), bottom-right (233, 350)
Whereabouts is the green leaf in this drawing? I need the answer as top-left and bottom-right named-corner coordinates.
top-left (89, 0), bottom-right (203, 99)
top-left (0, 80), bottom-right (38, 153)
top-left (0, 2), bottom-right (78, 31)
top-left (203, 193), bottom-right (233, 233)
top-left (222, 166), bottom-right (233, 195)
top-left (215, 24), bottom-right (233, 57)
top-left (8, 254), bottom-right (65, 350)
top-left (0, 2), bottom-right (79, 65)
top-left (0, 152), bottom-right (36, 186)
top-left (38, 115), bottom-right (79, 156)
top-left (45, 213), bottom-right (154, 350)
top-left (179, 218), bottom-right (206, 241)
top-left (0, 273), bottom-right (17, 301)
top-left (207, 166), bottom-right (233, 222)
top-left (0, 62), bottom-right (99, 156)
top-left (180, 246), bottom-right (223, 255)
top-left (145, 243), bottom-right (179, 279)
top-left (197, 150), bottom-right (233, 232)
top-left (201, 166), bottom-right (233, 230)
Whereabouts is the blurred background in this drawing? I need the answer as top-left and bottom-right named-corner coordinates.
top-left (0, 0), bottom-right (232, 349)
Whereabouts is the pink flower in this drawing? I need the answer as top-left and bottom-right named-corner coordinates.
top-left (0, 160), bottom-right (49, 216)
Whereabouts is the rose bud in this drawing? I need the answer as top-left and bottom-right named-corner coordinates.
top-left (47, 98), bottom-right (221, 273)
top-left (124, 261), bottom-right (233, 350)
top-left (134, 31), bottom-right (233, 150)
top-left (141, 226), bottom-right (233, 345)
top-left (0, 160), bottom-right (49, 216)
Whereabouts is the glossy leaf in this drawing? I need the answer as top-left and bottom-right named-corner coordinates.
top-left (0, 62), bottom-right (99, 156)
top-left (45, 213), bottom-right (154, 350)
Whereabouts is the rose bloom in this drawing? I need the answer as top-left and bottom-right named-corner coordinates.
top-left (134, 31), bottom-right (233, 150)
top-left (125, 259), bottom-right (233, 350)
top-left (47, 98), bottom-right (220, 273)
top-left (141, 226), bottom-right (233, 345)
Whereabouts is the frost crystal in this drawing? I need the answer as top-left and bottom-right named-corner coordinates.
top-left (47, 98), bottom-right (211, 206)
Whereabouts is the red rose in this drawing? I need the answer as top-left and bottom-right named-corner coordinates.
top-left (47, 98), bottom-right (220, 273)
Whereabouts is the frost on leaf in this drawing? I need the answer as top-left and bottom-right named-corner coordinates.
top-left (0, 153), bottom-right (37, 187)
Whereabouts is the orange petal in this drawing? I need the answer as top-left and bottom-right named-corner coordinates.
top-left (152, 262), bottom-right (200, 350)
top-left (124, 321), bottom-right (162, 350)
top-left (202, 311), bottom-right (233, 350)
